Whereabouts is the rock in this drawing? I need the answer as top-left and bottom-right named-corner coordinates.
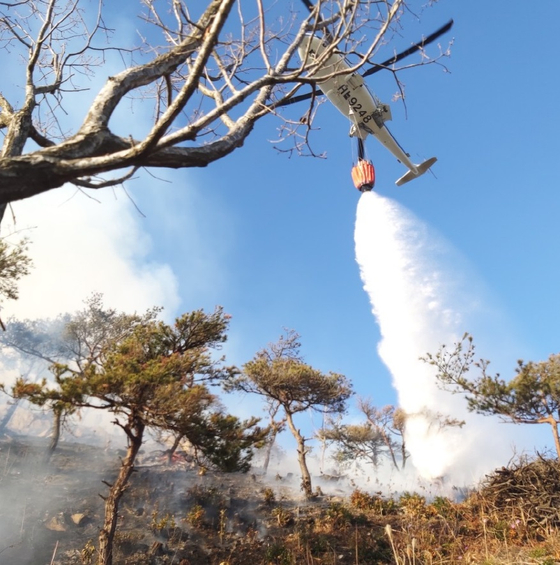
top-left (45, 514), bottom-right (67, 531)
top-left (71, 512), bottom-right (88, 526)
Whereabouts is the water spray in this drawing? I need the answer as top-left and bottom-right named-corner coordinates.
top-left (354, 191), bottom-right (512, 482)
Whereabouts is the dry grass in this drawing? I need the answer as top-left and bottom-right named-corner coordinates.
top-left (2, 438), bottom-right (560, 564)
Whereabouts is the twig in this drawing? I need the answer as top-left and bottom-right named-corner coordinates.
top-left (385, 524), bottom-right (402, 565)
top-left (49, 540), bottom-right (59, 565)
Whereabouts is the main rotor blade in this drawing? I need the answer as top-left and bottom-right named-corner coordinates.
top-left (362, 19), bottom-right (454, 78)
top-left (276, 88), bottom-right (319, 108)
top-left (274, 19), bottom-right (454, 109)
top-left (300, 0), bottom-right (315, 12)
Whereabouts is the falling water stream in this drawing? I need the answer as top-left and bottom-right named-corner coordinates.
top-left (354, 191), bottom-right (509, 481)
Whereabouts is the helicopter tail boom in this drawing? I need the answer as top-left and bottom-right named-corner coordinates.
top-left (395, 157), bottom-right (437, 186)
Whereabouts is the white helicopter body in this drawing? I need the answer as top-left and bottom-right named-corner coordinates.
top-left (298, 35), bottom-right (436, 186)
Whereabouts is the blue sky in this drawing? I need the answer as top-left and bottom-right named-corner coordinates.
top-left (140, 0), bottom-right (560, 469)
top-left (138, 0), bottom-right (560, 386)
top-left (2, 0), bottom-right (560, 478)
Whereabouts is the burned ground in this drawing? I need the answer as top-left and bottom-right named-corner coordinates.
top-left (1, 436), bottom-right (560, 564)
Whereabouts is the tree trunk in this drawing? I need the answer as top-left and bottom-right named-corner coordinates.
top-left (45, 407), bottom-right (62, 463)
top-left (166, 433), bottom-right (183, 465)
top-left (285, 412), bottom-right (313, 498)
top-left (381, 432), bottom-right (400, 471)
top-left (548, 418), bottom-right (560, 460)
top-left (0, 99), bottom-right (34, 222)
top-left (0, 401), bottom-right (17, 435)
top-left (262, 428), bottom-right (278, 475)
top-left (98, 418), bottom-right (145, 565)
top-left (400, 438), bottom-right (408, 469)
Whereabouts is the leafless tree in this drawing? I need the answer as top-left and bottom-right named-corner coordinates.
top-left (0, 0), bottom-right (450, 218)
top-left (358, 398), bottom-right (408, 470)
top-left (320, 398), bottom-right (409, 471)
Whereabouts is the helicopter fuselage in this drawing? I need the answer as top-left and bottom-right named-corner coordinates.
top-left (298, 35), bottom-right (436, 186)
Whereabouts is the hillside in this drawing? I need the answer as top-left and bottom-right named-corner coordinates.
top-left (1, 436), bottom-right (559, 565)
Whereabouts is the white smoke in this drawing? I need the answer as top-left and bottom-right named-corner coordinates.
top-left (354, 191), bottom-right (519, 483)
top-left (1, 185), bottom-right (180, 320)
top-left (0, 184), bottom-right (182, 444)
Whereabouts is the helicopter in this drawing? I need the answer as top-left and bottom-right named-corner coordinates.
top-left (284, 3), bottom-right (453, 191)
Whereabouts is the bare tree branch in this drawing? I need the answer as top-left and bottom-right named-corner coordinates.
top-left (0, 0), bottom-right (451, 212)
